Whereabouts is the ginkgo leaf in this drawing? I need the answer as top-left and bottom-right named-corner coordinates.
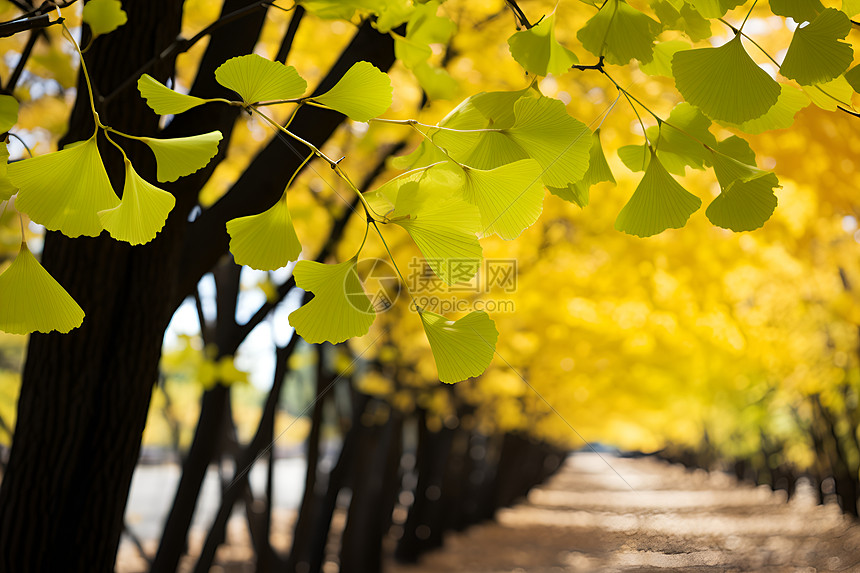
top-left (458, 159), bottom-right (545, 239)
top-left (0, 243), bottom-right (84, 334)
top-left (431, 90), bottom-right (533, 169)
top-left (82, 0), bottom-right (127, 37)
top-left (0, 142), bottom-right (16, 201)
top-left (771, 0), bottom-right (824, 22)
top-left (412, 62), bottom-right (459, 100)
top-left (549, 129), bottom-right (615, 207)
top-left (214, 54), bottom-right (307, 104)
top-left (508, 13), bottom-right (578, 76)
top-left (366, 161), bottom-right (462, 215)
top-left (652, 103), bottom-right (716, 170)
top-left (709, 148), bottom-right (769, 188)
top-left (615, 151), bottom-right (702, 237)
top-left (395, 0), bottom-right (456, 68)
top-left (505, 96), bottom-right (592, 188)
top-left (803, 74), bottom-right (853, 110)
top-left (9, 135), bottom-right (119, 237)
top-left (706, 173), bottom-right (779, 231)
top-left (780, 9), bottom-right (853, 85)
top-left (722, 84), bottom-right (810, 133)
top-left (846, 64), bottom-right (860, 92)
top-left (0, 95), bottom-right (18, 133)
top-left (686, 0), bottom-right (743, 18)
top-left (419, 310), bottom-right (498, 383)
top-left (618, 144), bottom-right (651, 172)
top-left (138, 74), bottom-right (208, 115)
top-left (577, 0), bottom-right (661, 65)
top-left (639, 39), bottom-right (691, 77)
top-left (672, 35), bottom-right (780, 123)
top-left (714, 135), bottom-right (757, 165)
top-left (288, 258), bottom-right (375, 344)
top-left (843, 0), bottom-right (860, 17)
top-left (313, 61), bottom-right (392, 121)
top-left (139, 131), bottom-right (223, 182)
top-left (653, 2), bottom-right (711, 42)
top-left (389, 165), bottom-right (482, 284)
top-left (226, 192), bottom-right (301, 271)
top-left (98, 159), bottom-right (176, 245)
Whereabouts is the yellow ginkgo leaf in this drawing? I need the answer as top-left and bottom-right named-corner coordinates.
top-left (313, 61), bottom-right (392, 121)
top-left (98, 159), bottom-right (176, 245)
top-left (420, 310), bottom-right (499, 383)
top-left (138, 74), bottom-right (209, 115)
top-left (9, 135), bottom-right (119, 237)
top-left (0, 142), bottom-right (17, 201)
top-left (139, 131), bottom-right (223, 183)
top-left (0, 243), bottom-right (85, 334)
top-left (226, 192), bottom-right (302, 271)
top-left (214, 54), bottom-right (307, 104)
top-left (82, 0), bottom-right (127, 37)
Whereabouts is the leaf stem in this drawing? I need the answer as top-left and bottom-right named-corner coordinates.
top-left (739, 0), bottom-right (758, 33)
top-left (61, 21), bottom-right (99, 133)
top-left (250, 107), bottom-right (378, 218)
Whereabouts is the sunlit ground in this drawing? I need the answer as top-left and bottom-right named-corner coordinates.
top-left (116, 453), bottom-right (860, 572)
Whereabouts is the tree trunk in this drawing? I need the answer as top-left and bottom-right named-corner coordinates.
top-left (0, 4), bottom-right (184, 571)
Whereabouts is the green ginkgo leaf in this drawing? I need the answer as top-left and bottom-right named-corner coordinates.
top-left (653, 2), bottom-right (712, 41)
top-left (215, 54), bottom-right (307, 104)
top-left (549, 129), bottom-right (615, 207)
top-left (652, 103), bottom-right (716, 170)
top-left (288, 258), bottom-right (375, 344)
top-left (843, 0), bottom-right (860, 17)
top-left (686, 0), bottom-right (743, 18)
top-left (226, 192), bottom-right (302, 271)
top-left (780, 9), bottom-right (853, 85)
top-left (431, 90), bottom-right (534, 170)
top-left (709, 149), bottom-right (769, 188)
top-left (577, 0), bottom-right (661, 65)
top-left (0, 142), bottom-right (17, 201)
top-left (615, 150), bottom-right (702, 237)
top-left (138, 74), bottom-right (209, 115)
top-left (722, 84), bottom-right (810, 133)
top-left (98, 159), bottom-right (176, 245)
top-left (458, 159), bottom-right (545, 239)
top-left (706, 173), bottom-right (779, 231)
top-left (367, 161), bottom-right (462, 215)
top-left (639, 39), bottom-right (691, 77)
top-left (672, 35), bottom-right (780, 123)
top-left (770, 0), bottom-right (824, 22)
top-left (618, 144), bottom-right (651, 172)
top-left (419, 310), bottom-right (498, 383)
top-left (313, 61), bottom-right (392, 121)
top-left (0, 243), bottom-right (85, 334)
top-left (0, 95), bottom-right (18, 133)
top-left (82, 0), bottom-right (127, 37)
top-left (846, 64), bottom-right (860, 92)
top-left (508, 13), bottom-right (578, 76)
top-left (139, 131), bottom-right (223, 182)
top-left (505, 96), bottom-right (592, 188)
top-left (9, 135), bottom-right (119, 237)
top-left (412, 62), bottom-right (459, 100)
top-left (388, 165), bottom-right (482, 284)
top-left (803, 74), bottom-right (854, 110)
top-left (395, 0), bottom-right (456, 68)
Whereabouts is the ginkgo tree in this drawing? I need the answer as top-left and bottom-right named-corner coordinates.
top-left (0, 0), bottom-right (857, 569)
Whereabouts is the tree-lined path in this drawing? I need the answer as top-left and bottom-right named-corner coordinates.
top-left (388, 453), bottom-right (860, 572)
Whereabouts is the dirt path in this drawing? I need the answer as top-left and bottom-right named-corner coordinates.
top-left (388, 453), bottom-right (860, 572)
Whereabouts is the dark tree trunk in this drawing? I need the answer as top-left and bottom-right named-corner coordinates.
top-left (0, 4), bottom-right (184, 571)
